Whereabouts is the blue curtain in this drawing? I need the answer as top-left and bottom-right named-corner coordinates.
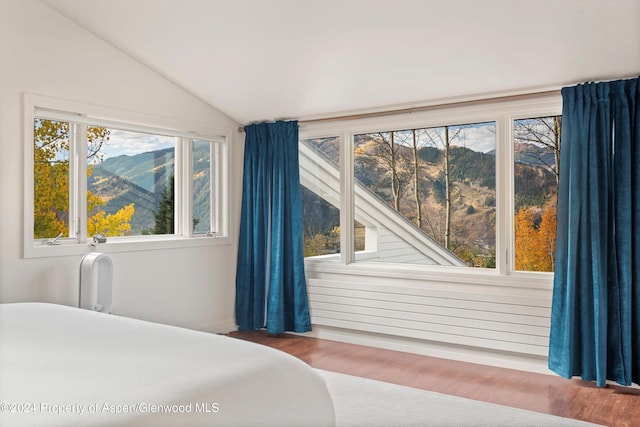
top-left (235, 120), bottom-right (311, 334)
top-left (549, 77), bottom-right (640, 387)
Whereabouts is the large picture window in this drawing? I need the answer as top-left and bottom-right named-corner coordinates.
top-left (25, 95), bottom-right (229, 257)
top-left (300, 95), bottom-right (561, 277)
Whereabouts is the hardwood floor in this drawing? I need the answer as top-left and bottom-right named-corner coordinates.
top-left (228, 330), bottom-right (640, 427)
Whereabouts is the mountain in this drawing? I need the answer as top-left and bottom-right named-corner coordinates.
top-left (513, 142), bottom-right (557, 170)
top-left (346, 136), bottom-right (557, 265)
top-left (88, 144), bottom-right (211, 235)
top-left (487, 142), bottom-right (557, 170)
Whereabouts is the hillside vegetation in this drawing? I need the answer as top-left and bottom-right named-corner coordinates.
top-left (303, 131), bottom-right (558, 269)
top-left (89, 144), bottom-right (211, 235)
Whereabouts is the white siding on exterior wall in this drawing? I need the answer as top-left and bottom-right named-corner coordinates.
top-left (359, 227), bottom-right (439, 264)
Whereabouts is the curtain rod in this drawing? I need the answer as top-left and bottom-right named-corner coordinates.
top-left (237, 89), bottom-right (561, 133)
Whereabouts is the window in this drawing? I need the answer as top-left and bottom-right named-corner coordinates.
top-left (513, 116), bottom-right (561, 272)
top-left (300, 137), bottom-right (342, 258)
top-left (300, 95), bottom-right (561, 278)
top-left (86, 127), bottom-right (176, 237)
top-left (25, 95), bottom-right (230, 257)
top-left (192, 139), bottom-right (214, 235)
top-left (353, 122), bottom-right (496, 267)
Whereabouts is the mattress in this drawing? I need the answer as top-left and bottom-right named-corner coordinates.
top-left (0, 303), bottom-right (335, 426)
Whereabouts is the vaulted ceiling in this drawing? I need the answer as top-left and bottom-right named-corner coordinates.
top-left (42, 0), bottom-right (640, 124)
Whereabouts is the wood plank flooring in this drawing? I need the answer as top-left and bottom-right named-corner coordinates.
top-left (228, 330), bottom-right (640, 427)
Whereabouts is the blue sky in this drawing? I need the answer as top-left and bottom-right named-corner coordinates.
top-left (100, 129), bottom-right (176, 159)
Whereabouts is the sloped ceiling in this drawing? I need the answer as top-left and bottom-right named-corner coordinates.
top-left (42, 0), bottom-right (640, 124)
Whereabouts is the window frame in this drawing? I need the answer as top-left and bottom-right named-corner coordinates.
top-left (300, 94), bottom-right (561, 289)
top-left (24, 94), bottom-right (231, 258)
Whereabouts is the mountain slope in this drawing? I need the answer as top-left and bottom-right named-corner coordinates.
top-left (88, 144), bottom-right (211, 235)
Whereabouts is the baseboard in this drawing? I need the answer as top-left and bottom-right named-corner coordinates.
top-left (304, 324), bottom-right (554, 375)
top-left (200, 318), bottom-right (237, 334)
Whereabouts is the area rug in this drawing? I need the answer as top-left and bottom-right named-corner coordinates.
top-left (316, 369), bottom-right (603, 427)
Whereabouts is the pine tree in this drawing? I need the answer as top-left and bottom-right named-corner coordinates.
top-left (153, 176), bottom-right (174, 234)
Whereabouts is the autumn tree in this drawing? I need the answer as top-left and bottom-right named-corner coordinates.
top-left (410, 129), bottom-right (422, 228)
top-left (88, 203), bottom-right (135, 236)
top-left (514, 117), bottom-right (561, 185)
top-left (513, 115), bottom-right (561, 271)
top-left (514, 206), bottom-right (557, 271)
top-left (300, 186), bottom-right (340, 256)
top-left (34, 119), bottom-right (134, 239)
top-left (355, 132), bottom-right (412, 212)
top-left (33, 120), bottom-right (70, 238)
top-left (393, 129), bottom-right (424, 228)
top-left (422, 125), bottom-right (465, 249)
top-left (303, 226), bottom-right (340, 257)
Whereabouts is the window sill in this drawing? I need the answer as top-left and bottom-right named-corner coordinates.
top-left (304, 257), bottom-right (554, 290)
top-left (24, 235), bottom-right (232, 259)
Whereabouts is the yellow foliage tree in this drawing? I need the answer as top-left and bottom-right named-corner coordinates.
top-left (34, 121), bottom-right (70, 238)
top-left (303, 226), bottom-right (340, 257)
top-left (88, 203), bottom-right (135, 237)
top-left (514, 206), bottom-right (557, 271)
top-left (34, 120), bottom-right (134, 239)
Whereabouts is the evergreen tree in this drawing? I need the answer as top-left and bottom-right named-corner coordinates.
top-left (153, 176), bottom-right (174, 234)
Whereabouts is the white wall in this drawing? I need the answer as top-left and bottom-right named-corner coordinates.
top-left (0, 0), bottom-right (243, 332)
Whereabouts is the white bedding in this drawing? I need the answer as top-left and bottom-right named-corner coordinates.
top-left (0, 303), bottom-right (335, 426)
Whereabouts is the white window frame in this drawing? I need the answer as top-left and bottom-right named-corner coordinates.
top-left (300, 93), bottom-right (561, 289)
top-left (24, 94), bottom-right (231, 258)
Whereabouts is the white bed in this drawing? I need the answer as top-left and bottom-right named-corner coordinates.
top-left (0, 303), bottom-right (335, 427)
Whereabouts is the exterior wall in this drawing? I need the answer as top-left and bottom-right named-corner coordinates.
top-left (357, 227), bottom-right (438, 264)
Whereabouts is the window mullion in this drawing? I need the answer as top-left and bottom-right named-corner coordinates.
top-left (176, 137), bottom-right (189, 237)
top-left (495, 113), bottom-right (511, 275)
top-left (340, 130), bottom-right (354, 265)
top-left (73, 123), bottom-right (88, 243)
top-left (212, 141), bottom-right (220, 235)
